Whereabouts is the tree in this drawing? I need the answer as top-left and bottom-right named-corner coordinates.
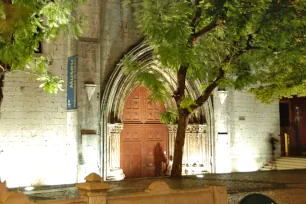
top-left (122, 0), bottom-right (306, 177)
top-left (0, 0), bottom-right (86, 106)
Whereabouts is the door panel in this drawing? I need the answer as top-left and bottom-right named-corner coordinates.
top-left (142, 141), bottom-right (155, 177)
top-left (122, 87), bottom-right (144, 123)
top-left (120, 142), bottom-right (141, 179)
top-left (141, 125), bottom-right (168, 177)
top-left (146, 102), bottom-right (165, 123)
top-left (121, 124), bottom-right (168, 178)
top-left (122, 86), bottom-right (165, 123)
top-left (121, 87), bottom-right (168, 179)
top-left (120, 126), bottom-right (142, 179)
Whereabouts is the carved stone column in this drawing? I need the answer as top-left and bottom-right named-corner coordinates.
top-left (107, 124), bottom-right (124, 180)
top-left (167, 124), bottom-right (208, 175)
top-left (167, 125), bottom-right (177, 158)
top-left (184, 124), bottom-right (207, 175)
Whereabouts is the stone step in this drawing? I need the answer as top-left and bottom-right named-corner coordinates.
top-left (263, 164), bottom-right (306, 169)
top-left (275, 163), bottom-right (306, 167)
top-left (260, 166), bottom-right (306, 171)
top-left (277, 157), bottom-right (306, 162)
top-left (275, 159), bottom-right (306, 163)
top-left (261, 164), bottom-right (306, 168)
top-left (263, 161), bottom-right (306, 166)
top-left (260, 157), bottom-right (306, 171)
top-left (266, 158), bottom-right (306, 163)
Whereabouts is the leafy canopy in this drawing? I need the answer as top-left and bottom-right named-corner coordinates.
top-left (122, 0), bottom-right (306, 115)
top-left (0, 0), bottom-right (86, 94)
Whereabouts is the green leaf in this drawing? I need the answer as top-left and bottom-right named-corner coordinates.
top-left (160, 109), bottom-right (177, 124)
top-left (0, 0), bottom-right (87, 94)
top-left (180, 97), bottom-right (197, 113)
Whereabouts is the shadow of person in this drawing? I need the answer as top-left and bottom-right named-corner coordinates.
top-left (154, 142), bottom-right (166, 176)
top-left (268, 133), bottom-right (279, 170)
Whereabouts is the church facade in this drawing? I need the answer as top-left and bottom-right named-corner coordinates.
top-left (0, 0), bottom-right (280, 188)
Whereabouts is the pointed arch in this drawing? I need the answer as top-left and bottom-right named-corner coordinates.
top-left (101, 41), bottom-right (216, 178)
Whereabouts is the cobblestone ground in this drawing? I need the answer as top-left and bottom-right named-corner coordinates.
top-left (20, 170), bottom-right (306, 204)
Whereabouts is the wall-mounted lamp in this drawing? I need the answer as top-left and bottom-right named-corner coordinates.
top-left (84, 83), bottom-right (97, 102)
top-left (217, 88), bottom-right (227, 105)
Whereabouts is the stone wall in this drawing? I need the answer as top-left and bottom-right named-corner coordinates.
top-left (98, 0), bottom-right (141, 178)
top-left (0, 0), bottom-right (142, 187)
top-left (99, 0), bottom-right (141, 91)
top-left (76, 3), bottom-right (102, 180)
top-left (0, 34), bottom-right (78, 187)
top-left (0, 0), bottom-right (282, 188)
top-left (107, 182), bottom-right (228, 204)
top-left (0, 174), bottom-right (228, 204)
top-left (214, 89), bottom-right (280, 173)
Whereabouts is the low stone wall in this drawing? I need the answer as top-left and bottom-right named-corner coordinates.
top-left (0, 181), bottom-right (86, 204)
top-left (37, 198), bottom-right (87, 204)
top-left (108, 182), bottom-right (227, 204)
top-left (0, 173), bottom-right (228, 204)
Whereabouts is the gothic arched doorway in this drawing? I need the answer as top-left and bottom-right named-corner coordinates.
top-left (120, 86), bottom-right (168, 178)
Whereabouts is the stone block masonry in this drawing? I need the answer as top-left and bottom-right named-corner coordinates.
top-left (0, 73), bottom-right (78, 187)
top-left (0, 0), bottom-right (283, 188)
top-left (0, 32), bottom-right (78, 187)
top-left (0, 0), bottom-right (142, 187)
top-left (213, 89), bottom-right (280, 173)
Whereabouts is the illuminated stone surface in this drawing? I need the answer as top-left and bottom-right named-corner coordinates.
top-left (84, 173), bottom-right (103, 183)
top-left (0, 0), bottom-right (280, 188)
top-left (22, 170), bottom-right (306, 204)
top-left (145, 181), bottom-right (172, 193)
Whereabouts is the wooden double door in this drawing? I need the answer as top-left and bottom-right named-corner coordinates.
top-left (120, 87), bottom-right (168, 179)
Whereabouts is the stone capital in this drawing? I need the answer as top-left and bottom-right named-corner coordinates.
top-left (186, 124), bottom-right (207, 133)
top-left (107, 123), bottom-right (124, 133)
top-left (76, 173), bottom-right (112, 193)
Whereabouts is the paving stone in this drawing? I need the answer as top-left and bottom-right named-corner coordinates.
top-left (20, 170), bottom-right (306, 204)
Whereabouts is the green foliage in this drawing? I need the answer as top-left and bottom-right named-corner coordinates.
top-left (124, 0), bottom-right (306, 106)
top-left (136, 71), bottom-right (170, 103)
top-left (127, 0), bottom-right (194, 70)
top-left (160, 109), bottom-right (177, 124)
top-left (124, 0), bottom-right (306, 177)
top-left (121, 54), bottom-right (141, 73)
top-left (121, 54), bottom-right (170, 103)
top-left (38, 75), bottom-right (64, 94)
top-left (180, 97), bottom-right (197, 113)
top-left (0, 3), bottom-right (4, 19)
top-left (0, 0), bottom-right (87, 94)
top-left (27, 56), bottom-right (64, 94)
top-left (249, 48), bottom-right (306, 103)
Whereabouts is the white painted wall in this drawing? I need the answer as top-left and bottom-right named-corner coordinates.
top-left (0, 0), bottom-right (282, 187)
top-left (0, 0), bottom-right (140, 187)
top-left (0, 35), bottom-right (79, 187)
top-left (214, 89), bottom-right (280, 173)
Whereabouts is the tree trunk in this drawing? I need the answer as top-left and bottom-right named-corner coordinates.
top-left (170, 110), bottom-right (189, 177)
top-left (0, 73), bottom-right (4, 108)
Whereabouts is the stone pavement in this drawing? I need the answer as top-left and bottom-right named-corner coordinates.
top-left (16, 169), bottom-right (306, 204)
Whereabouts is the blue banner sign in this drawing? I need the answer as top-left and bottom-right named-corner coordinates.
top-left (67, 56), bottom-right (78, 110)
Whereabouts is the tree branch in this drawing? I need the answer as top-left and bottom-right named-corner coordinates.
top-left (246, 31), bottom-right (261, 50)
top-left (0, 73), bottom-right (5, 108)
top-left (190, 43), bottom-right (259, 112)
top-left (0, 65), bottom-right (5, 72)
top-left (0, 63), bottom-right (10, 73)
top-left (190, 67), bottom-right (225, 111)
top-left (173, 65), bottom-right (188, 106)
top-left (191, 19), bottom-right (220, 45)
top-left (190, 0), bottom-right (230, 45)
top-left (192, 0), bottom-right (201, 33)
